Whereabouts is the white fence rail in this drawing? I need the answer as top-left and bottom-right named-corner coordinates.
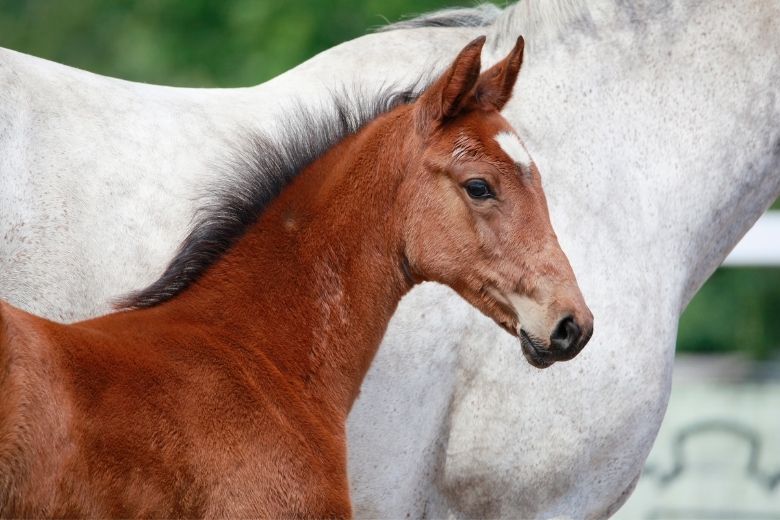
top-left (723, 211), bottom-right (780, 266)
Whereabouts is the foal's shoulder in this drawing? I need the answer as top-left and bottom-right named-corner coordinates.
top-left (0, 300), bottom-right (58, 348)
top-left (0, 301), bottom-right (96, 393)
top-left (0, 300), bottom-right (71, 388)
top-left (0, 300), bottom-right (86, 517)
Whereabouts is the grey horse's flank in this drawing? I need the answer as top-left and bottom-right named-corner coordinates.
top-left (1, 0), bottom-right (779, 518)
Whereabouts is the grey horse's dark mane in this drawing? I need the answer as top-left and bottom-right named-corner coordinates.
top-left (118, 83), bottom-right (425, 310)
top-left (378, 3), bottom-right (502, 31)
top-left (380, 1), bottom-right (593, 49)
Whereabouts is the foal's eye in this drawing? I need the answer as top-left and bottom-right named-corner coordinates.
top-left (464, 179), bottom-right (494, 200)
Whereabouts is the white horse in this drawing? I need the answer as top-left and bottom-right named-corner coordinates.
top-left (1, 1), bottom-right (778, 517)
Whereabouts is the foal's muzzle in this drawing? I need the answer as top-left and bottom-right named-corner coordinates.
top-left (520, 315), bottom-right (593, 369)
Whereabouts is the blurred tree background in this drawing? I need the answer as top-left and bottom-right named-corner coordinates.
top-left (680, 266), bottom-right (780, 359)
top-left (0, 0), bottom-right (492, 87)
top-left (1, 0), bottom-right (777, 358)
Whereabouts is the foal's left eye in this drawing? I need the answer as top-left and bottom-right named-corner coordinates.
top-left (464, 179), bottom-right (494, 200)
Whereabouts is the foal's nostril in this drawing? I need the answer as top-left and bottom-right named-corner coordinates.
top-left (550, 316), bottom-right (581, 351)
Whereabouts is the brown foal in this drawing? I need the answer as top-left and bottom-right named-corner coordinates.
top-left (0, 36), bottom-right (592, 518)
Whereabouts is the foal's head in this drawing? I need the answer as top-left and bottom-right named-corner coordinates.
top-left (397, 36), bottom-right (593, 368)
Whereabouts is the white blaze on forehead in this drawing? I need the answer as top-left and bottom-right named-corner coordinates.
top-left (495, 131), bottom-right (532, 172)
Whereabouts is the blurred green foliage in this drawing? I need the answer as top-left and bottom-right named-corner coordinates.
top-left (0, 0), bottom-right (495, 87)
top-left (679, 268), bottom-right (780, 359)
top-left (1, 0), bottom-right (777, 358)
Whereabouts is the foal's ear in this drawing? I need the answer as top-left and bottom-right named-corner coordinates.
top-left (416, 36), bottom-right (485, 130)
top-left (474, 35), bottom-right (525, 112)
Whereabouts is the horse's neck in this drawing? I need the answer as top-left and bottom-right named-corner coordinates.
top-left (495, 0), bottom-right (780, 310)
top-left (163, 113), bottom-right (412, 416)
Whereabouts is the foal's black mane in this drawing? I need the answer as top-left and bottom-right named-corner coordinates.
top-left (119, 85), bottom-right (422, 310)
top-left (119, 5), bottom-right (504, 310)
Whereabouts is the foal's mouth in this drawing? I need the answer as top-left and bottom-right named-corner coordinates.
top-left (519, 329), bottom-right (556, 369)
top-left (485, 290), bottom-right (559, 369)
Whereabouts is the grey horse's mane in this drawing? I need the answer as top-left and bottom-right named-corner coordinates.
top-left (378, 4), bottom-right (502, 31)
top-left (381, 1), bottom-right (591, 46)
